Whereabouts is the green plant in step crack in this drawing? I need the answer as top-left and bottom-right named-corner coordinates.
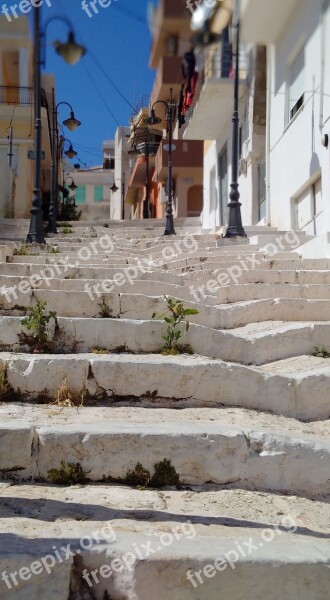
top-left (92, 347), bottom-right (109, 355)
top-left (125, 463), bottom-right (150, 487)
top-left (152, 295), bottom-right (198, 353)
top-left (48, 461), bottom-right (90, 485)
top-left (19, 300), bottom-right (58, 351)
top-left (61, 227), bottom-right (72, 235)
top-left (124, 459), bottom-right (181, 489)
top-left (48, 246), bottom-right (61, 254)
top-left (150, 459), bottom-right (181, 489)
top-left (312, 345), bottom-right (330, 358)
top-left (0, 364), bottom-right (9, 396)
top-left (98, 296), bottom-right (112, 318)
top-left (14, 244), bottom-right (37, 256)
top-left (57, 222), bottom-right (72, 228)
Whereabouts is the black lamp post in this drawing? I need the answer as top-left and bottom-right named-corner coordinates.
top-left (110, 177), bottom-right (125, 220)
top-left (143, 137), bottom-right (150, 219)
top-left (26, 8), bottom-right (86, 244)
top-left (190, 0), bottom-right (246, 238)
top-left (144, 89), bottom-right (176, 235)
top-left (48, 94), bottom-right (81, 234)
top-left (224, 7), bottom-right (246, 238)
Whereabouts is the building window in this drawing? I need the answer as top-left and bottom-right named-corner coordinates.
top-left (94, 185), bottom-right (103, 202)
top-left (294, 177), bottom-right (322, 235)
top-left (74, 185), bottom-right (86, 204)
top-left (288, 47), bottom-right (305, 121)
top-left (103, 157), bottom-right (115, 170)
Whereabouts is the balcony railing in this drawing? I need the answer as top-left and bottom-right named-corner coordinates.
top-left (185, 44), bottom-right (248, 120)
top-left (0, 86), bottom-right (33, 105)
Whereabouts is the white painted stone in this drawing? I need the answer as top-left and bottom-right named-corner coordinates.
top-left (0, 425), bottom-right (34, 471)
top-left (0, 483), bottom-right (329, 599)
top-left (2, 352), bottom-right (330, 419)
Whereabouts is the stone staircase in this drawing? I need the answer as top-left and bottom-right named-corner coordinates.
top-left (0, 220), bottom-right (330, 600)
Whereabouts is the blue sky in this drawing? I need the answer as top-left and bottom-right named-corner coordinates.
top-left (40, 0), bottom-right (157, 167)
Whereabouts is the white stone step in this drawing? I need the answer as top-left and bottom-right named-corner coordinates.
top-left (3, 287), bottom-right (330, 328)
top-left (3, 272), bottom-right (330, 306)
top-left (1, 404), bottom-right (330, 493)
top-left (0, 482), bottom-right (329, 599)
top-left (1, 316), bottom-right (330, 368)
top-left (1, 352), bottom-right (330, 420)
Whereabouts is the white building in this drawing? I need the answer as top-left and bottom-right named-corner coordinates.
top-left (187, 0), bottom-right (330, 255)
top-left (241, 0), bottom-right (330, 254)
top-left (64, 140), bottom-right (116, 221)
top-left (184, 0), bottom-right (265, 231)
top-left (108, 127), bottom-right (132, 220)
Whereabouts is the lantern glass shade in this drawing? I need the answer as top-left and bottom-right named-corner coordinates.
top-left (111, 183), bottom-right (119, 193)
top-left (55, 31), bottom-right (86, 65)
top-left (63, 111), bottom-right (81, 131)
top-left (69, 181), bottom-right (77, 191)
top-left (144, 109), bottom-right (162, 125)
top-left (65, 144), bottom-right (77, 159)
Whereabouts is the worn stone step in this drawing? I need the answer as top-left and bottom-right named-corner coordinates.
top-left (1, 316), bottom-right (330, 368)
top-left (0, 404), bottom-right (330, 493)
top-left (1, 352), bottom-right (329, 420)
top-left (3, 288), bottom-right (330, 328)
top-left (4, 273), bottom-right (330, 306)
top-left (0, 482), bottom-right (329, 599)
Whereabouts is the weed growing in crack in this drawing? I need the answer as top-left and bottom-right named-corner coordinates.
top-left (152, 295), bottom-right (198, 354)
top-left (123, 459), bottom-right (181, 489)
top-left (19, 301), bottom-right (58, 353)
top-left (52, 376), bottom-right (85, 407)
top-left (0, 364), bottom-right (10, 398)
top-left (312, 346), bottom-right (330, 358)
top-left (92, 347), bottom-right (109, 354)
top-left (125, 463), bottom-right (150, 487)
top-left (14, 244), bottom-right (37, 256)
top-left (150, 458), bottom-right (181, 488)
top-left (98, 297), bottom-right (112, 318)
top-left (57, 222), bottom-right (72, 228)
top-left (48, 461), bottom-right (90, 485)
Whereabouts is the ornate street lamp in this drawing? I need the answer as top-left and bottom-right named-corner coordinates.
top-left (144, 89), bottom-right (176, 235)
top-left (64, 141), bottom-right (78, 160)
top-left (190, 0), bottom-right (246, 238)
top-left (48, 95), bottom-right (82, 234)
top-left (224, 2), bottom-right (246, 238)
top-left (65, 178), bottom-right (78, 192)
top-left (26, 9), bottom-right (86, 244)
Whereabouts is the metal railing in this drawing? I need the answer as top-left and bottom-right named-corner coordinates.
top-left (0, 86), bottom-right (33, 105)
top-left (131, 95), bottom-right (150, 118)
top-left (203, 44), bottom-right (249, 81)
top-left (184, 43), bottom-right (249, 127)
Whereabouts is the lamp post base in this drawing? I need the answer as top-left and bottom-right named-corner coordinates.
top-left (164, 215), bottom-right (176, 235)
top-left (224, 184), bottom-right (247, 238)
top-left (47, 218), bottom-right (58, 235)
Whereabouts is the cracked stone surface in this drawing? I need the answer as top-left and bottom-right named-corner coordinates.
top-left (1, 222), bottom-right (330, 599)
